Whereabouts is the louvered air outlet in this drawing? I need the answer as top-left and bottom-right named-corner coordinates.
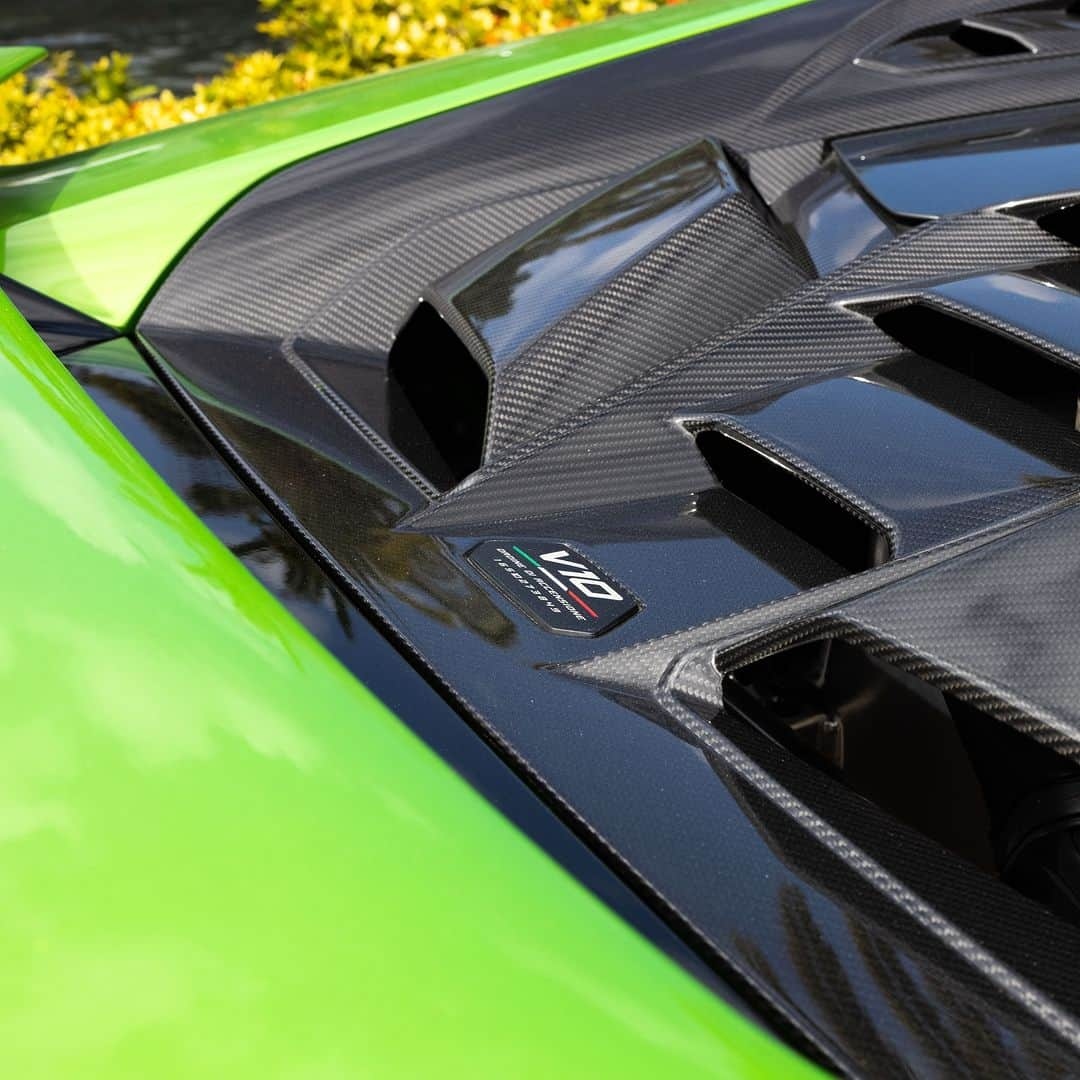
top-left (387, 301), bottom-right (490, 491)
top-left (722, 635), bottom-right (1080, 927)
top-left (864, 17), bottom-right (1033, 70)
top-left (856, 0), bottom-right (1080, 73)
top-left (695, 429), bottom-right (892, 578)
top-left (386, 138), bottom-right (795, 492)
top-left (1029, 202), bottom-right (1080, 246)
top-left (949, 20), bottom-right (1034, 53)
top-left (868, 300), bottom-right (1080, 433)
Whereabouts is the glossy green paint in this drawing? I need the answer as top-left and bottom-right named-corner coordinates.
top-left (0, 289), bottom-right (820, 1074)
top-left (0, 46), bottom-right (45, 83)
top-left (0, 0), bottom-right (808, 329)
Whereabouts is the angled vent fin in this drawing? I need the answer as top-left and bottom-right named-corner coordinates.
top-left (867, 300), bottom-right (1080, 432)
top-left (862, 13), bottom-right (1037, 71)
top-left (695, 429), bottom-right (891, 576)
top-left (387, 138), bottom-right (810, 490)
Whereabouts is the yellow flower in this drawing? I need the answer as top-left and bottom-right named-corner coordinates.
top-left (1, 0), bottom-right (666, 163)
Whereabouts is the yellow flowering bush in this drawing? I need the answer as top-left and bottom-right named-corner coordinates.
top-left (0, 0), bottom-right (671, 165)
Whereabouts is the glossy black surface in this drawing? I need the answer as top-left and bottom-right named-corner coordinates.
top-left (836, 102), bottom-right (1080, 219)
top-left (773, 156), bottom-right (895, 275)
top-left (845, 269), bottom-right (1080, 441)
top-left (925, 268), bottom-right (1080, 354)
top-left (115, 317), bottom-right (1080, 1075)
top-left (137, 312), bottom-right (1080, 1074)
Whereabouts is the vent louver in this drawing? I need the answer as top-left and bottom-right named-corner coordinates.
top-left (858, 0), bottom-right (1080, 72)
top-left (947, 20), bottom-right (1033, 55)
top-left (723, 634), bottom-right (1080, 928)
top-left (387, 301), bottom-right (490, 491)
top-left (865, 17), bottom-right (1033, 69)
top-left (1030, 202), bottom-right (1080, 246)
top-left (867, 300), bottom-right (1080, 433)
top-left (386, 138), bottom-right (809, 491)
top-left (695, 429), bottom-right (891, 577)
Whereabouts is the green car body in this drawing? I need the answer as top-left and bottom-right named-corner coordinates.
top-left (0, 8), bottom-right (819, 1075)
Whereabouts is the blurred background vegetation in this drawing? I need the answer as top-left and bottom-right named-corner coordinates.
top-left (1, 0), bottom-right (673, 164)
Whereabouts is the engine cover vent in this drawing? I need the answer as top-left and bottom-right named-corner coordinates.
top-left (865, 17), bottom-right (1033, 70)
top-left (858, 0), bottom-right (1080, 72)
top-left (722, 610), bottom-right (1080, 928)
top-left (386, 138), bottom-right (809, 487)
top-left (695, 428), bottom-right (891, 577)
top-left (863, 295), bottom-right (1080, 433)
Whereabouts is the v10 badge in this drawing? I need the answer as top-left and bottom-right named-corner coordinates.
top-left (468, 541), bottom-right (639, 636)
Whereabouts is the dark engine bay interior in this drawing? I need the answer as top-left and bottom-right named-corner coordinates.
top-left (20, 0), bottom-right (1080, 1071)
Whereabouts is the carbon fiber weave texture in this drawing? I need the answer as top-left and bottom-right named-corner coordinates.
top-left (485, 196), bottom-right (809, 455)
top-left (143, 0), bottom-right (1080, 449)
top-left (408, 213), bottom-right (1077, 531)
top-left (558, 504), bottom-right (1080, 1074)
top-left (659, 679), bottom-right (1080, 1077)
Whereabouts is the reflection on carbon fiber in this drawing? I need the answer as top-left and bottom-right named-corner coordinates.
top-left (203, 409), bottom-right (517, 646)
top-left (450, 149), bottom-right (714, 329)
top-left (734, 884), bottom-right (1063, 1078)
top-left (66, 342), bottom-right (515, 647)
top-left (125, 0), bottom-right (1080, 1064)
top-left (67, 357), bottom-right (360, 636)
top-left (721, 773), bottom-right (1075, 1078)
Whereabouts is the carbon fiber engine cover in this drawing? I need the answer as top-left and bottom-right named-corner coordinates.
top-left (138, 1), bottom-right (1080, 1073)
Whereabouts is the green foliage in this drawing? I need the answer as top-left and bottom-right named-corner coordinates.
top-left (0, 0), bottom-right (672, 164)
